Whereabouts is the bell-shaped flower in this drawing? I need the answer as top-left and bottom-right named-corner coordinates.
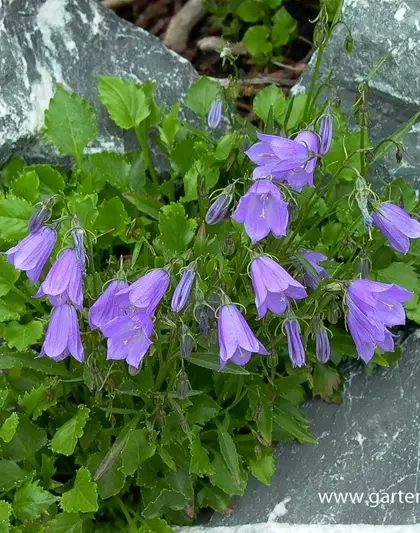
top-left (285, 319), bottom-right (306, 367)
top-left (316, 327), bottom-right (331, 364)
top-left (89, 280), bottom-right (129, 331)
top-left (218, 304), bottom-right (269, 368)
top-left (41, 303), bottom-right (84, 362)
top-left (102, 312), bottom-right (154, 369)
top-left (171, 268), bottom-right (196, 312)
top-left (251, 255), bottom-right (307, 318)
top-left (208, 99), bottom-right (223, 129)
top-left (205, 194), bottom-right (231, 225)
top-left (346, 279), bottom-right (413, 363)
top-left (373, 202), bottom-right (420, 254)
top-left (4, 227), bottom-right (57, 283)
top-left (35, 248), bottom-right (84, 310)
top-left (232, 180), bottom-right (289, 243)
top-left (28, 205), bottom-right (52, 234)
top-left (116, 269), bottom-right (170, 315)
top-left (300, 250), bottom-right (330, 289)
top-left (319, 115), bottom-right (333, 155)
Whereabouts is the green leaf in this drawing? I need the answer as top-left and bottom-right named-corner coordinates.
top-left (142, 489), bottom-right (187, 519)
top-left (384, 178), bottom-right (418, 212)
top-left (123, 192), bottom-right (163, 220)
top-left (187, 394), bottom-right (221, 425)
top-left (0, 460), bottom-right (31, 492)
top-left (120, 429), bottom-right (156, 476)
top-left (243, 26), bottom-right (272, 57)
top-left (186, 77), bottom-right (221, 117)
top-left (158, 203), bottom-right (197, 255)
top-left (197, 485), bottom-right (232, 513)
top-left (214, 132), bottom-right (240, 161)
top-left (13, 481), bottom-right (57, 522)
top-left (182, 166), bottom-right (199, 203)
top-left (217, 428), bottom-right (241, 483)
top-left (0, 352), bottom-right (72, 377)
top-left (158, 447), bottom-right (176, 471)
top-left (98, 75), bottom-right (150, 130)
top-left (82, 152), bottom-right (132, 192)
top-left (96, 197), bottom-right (129, 236)
top-left (0, 413), bottom-right (19, 443)
top-left (187, 352), bottom-right (250, 375)
top-left (313, 363), bottom-right (341, 399)
top-left (209, 454), bottom-right (247, 496)
top-left (253, 85), bottom-right (287, 124)
top-left (0, 196), bottom-right (33, 242)
top-left (87, 452), bottom-right (125, 500)
top-left (189, 436), bottom-right (214, 476)
top-left (141, 518), bottom-right (177, 533)
top-left (0, 257), bottom-right (20, 297)
top-left (10, 171), bottom-right (39, 203)
top-left (237, 0), bottom-right (263, 22)
top-left (271, 7), bottom-right (297, 47)
top-left (0, 297), bottom-right (25, 322)
top-left (44, 85), bottom-right (97, 160)
top-left (372, 112), bottom-right (420, 164)
top-left (0, 321), bottom-right (43, 352)
top-left (249, 452), bottom-right (275, 486)
top-left (0, 501), bottom-right (11, 533)
top-left (273, 406), bottom-right (318, 444)
top-left (248, 386), bottom-right (273, 444)
top-left (19, 380), bottom-right (58, 420)
top-left (30, 165), bottom-right (66, 195)
top-left (1, 416), bottom-right (47, 463)
top-left (67, 194), bottom-right (98, 232)
top-left (160, 102), bottom-right (181, 150)
top-left (45, 513), bottom-right (84, 533)
top-left (377, 262), bottom-right (420, 294)
top-left (50, 405), bottom-right (90, 456)
top-left (60, 468), bottom-right (98, 514)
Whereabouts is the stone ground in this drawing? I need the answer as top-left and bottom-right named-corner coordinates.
top-left (202, 332), bottom-right (420, 527)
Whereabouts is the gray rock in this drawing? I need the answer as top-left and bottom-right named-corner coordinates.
top-left (300, 0), bottom-right (420, 188)
top-left (0, 0), bottom-right (198, 167)
top-left (209, 331), bottom-right (420, 526)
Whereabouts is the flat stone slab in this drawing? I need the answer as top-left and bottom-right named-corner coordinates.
top-left (300, 0), bottom-right (420, 187)
top-left (208, 332), bottom-right (420, 526)
top-left (0, 0), bottom-right (197, 166)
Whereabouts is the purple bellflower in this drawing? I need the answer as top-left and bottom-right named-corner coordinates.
top-left (251, 255), bottom-right (307, 318)
top-left (29, 205), bottom-right (52, 234)
top-left (300, 250), bottom-right (330, 289)
top-left (232, 180), bottom-right (289, 243)
top-left (346, 279), bottom-right (413, 363)
top-left (36, 248), bottom-right (84, 310)
top-left (5, 227), bottom-right (57, 283)
top-left (171, 268), bottom-right (196, 312)
top-left (89, 279), bottom-right (129, 331)
top-left (102, 312), bottom-right (154, 369)
top-left (280, 131), bottom-right (320, 191)
top-left (245, 132), bottom-right (312, 180)
top-left (116, 269), bottom-right (170, 315)
top-left (208, 99), bottom-right (223, 129)
top-left (319, 115), bottom-right (333, 155)
top-left (218, 304), bottom-right (269, 368)
top-left (72, 226), bottom-right (87, 274)
top-left (285, 319), bottom-right (306, 367)
top-left (316, 327), bottom-right (331, 364)
top-left (373, 202), bottom-right (420, 254)
top-left (41, 303), bottom-right (84, 362)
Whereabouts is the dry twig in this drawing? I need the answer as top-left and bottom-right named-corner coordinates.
top-left (211, 76), bottom-right (296, 88)
top-left (101, 0), bottom-right (136, 8)
top-left (197, 36), bottom-right (247, 56)
top-left (163, 0), bottom-right (206, 53)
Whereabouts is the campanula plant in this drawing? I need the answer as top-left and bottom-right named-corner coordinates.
top-left (1, 4), bottom-right (420, 530)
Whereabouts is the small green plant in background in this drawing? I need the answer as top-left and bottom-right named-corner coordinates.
top-left (0, 5), bottom-right (420, 531)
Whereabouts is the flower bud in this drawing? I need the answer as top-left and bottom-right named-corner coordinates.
top-left (345, 33), bottom-right (354, 54)
top-left (176, 369), bottom-right (190, 400)
top-left (356, 250), bottom-right (371, 278)
top-left (196, 304), bottom-right (210, 335)
top-left (223, 235), bottom-right (235, 256)
top-left (180, 323), bottom-right (195, 358)
top-left (205, 194), bottom-right (231, 225)
top-left (29, 205), bottom-right (52, 233)
top-left (72, 223), bottom-right (87, 274)
top-left (313, 21), bottom-right (328, 47)
top-left (171, 268), bottom-right (196, 313)
top-left (319, 115), bottom-right (333, 156)
top-left (208, 99), bottom-right (223, 129)
top-left (326, 299), bottom-right (340, 324)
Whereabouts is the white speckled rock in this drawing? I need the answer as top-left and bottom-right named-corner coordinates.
top-left (0, 0), bottom-right (198, 166)
top-left (300, 0), bottom-right (420, 187)
top-left (208, 331), bottom-right (420, 526)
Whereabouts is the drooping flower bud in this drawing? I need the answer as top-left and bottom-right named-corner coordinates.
top-left (72, 218), bottom-right (87, 274)
top-left (356, 249), bottom-right (371, 278)
top-left (208, 99), bottom-right (223, 129)
top-left (176, 369), bottom-right (190, 400)
top-left (29, 205), bottom-right (52, 233)
top-left (319, 116), bottom-right (333, 156)
top-left (345, 32), bottom-right (354, 54)
top-left (205, 194), bottom-right (231, 225)
top-left (180, 323), bottom-right (195, 358)
top-left (171, 268), bottom-right (196, 313)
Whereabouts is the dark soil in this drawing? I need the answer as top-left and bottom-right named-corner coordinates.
top-left (113, 0), bottom-right (318, 90)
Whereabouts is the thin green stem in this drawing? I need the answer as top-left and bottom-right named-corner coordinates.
top-left (115, 497), bottom-right (137, 533)
top-left (12, 286), bottom-right (44, 314)
top-left (135, 125), bottom-right (159, 187)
